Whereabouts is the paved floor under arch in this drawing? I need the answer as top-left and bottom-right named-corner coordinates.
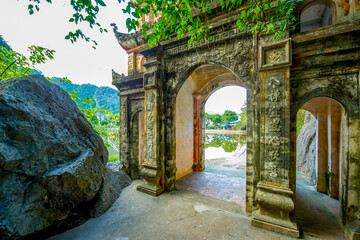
top-left (50, 145), bottom-right (345, 240)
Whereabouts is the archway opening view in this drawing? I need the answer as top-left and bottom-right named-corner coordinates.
top-left (174, 64), bottom-right (247, 208)
top-left (295, 97), bottom-right (345, 239)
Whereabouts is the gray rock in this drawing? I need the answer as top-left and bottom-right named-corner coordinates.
top-left (296, 111), bottom-right (317, 185)
top-left (88, 162), bottom-right (131, 217)
top-left (0, 75), bottom-right (108, 239)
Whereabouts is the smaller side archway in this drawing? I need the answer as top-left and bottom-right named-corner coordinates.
top-left (294, 97), bottom-right (346, 237)
top-left (129, 110), bottom-right (146, 179)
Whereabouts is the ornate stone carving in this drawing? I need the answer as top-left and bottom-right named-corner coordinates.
top-left (259, 39), bottom-right (291, 71)
top-left (166, 34), bottom-right (253, 89)
top-left (356, 0), bottom-right (360, 11)
top-left (144, 71), bottom-right (157, 88)
top-left (119, 95), bottom-right (129, 172)
top-left (128, 53), bottom-right (136, 74)
top-left (167, 28), bottom-right (246, 56)
top-left (252, 184), bottom-right (298, 237)
top-left (145, 90), bottom-right (156, 164)
top-left (264, 71), bottom-right (286, 183)
top-left (269, 118), bottom-right (281, 131)
top-left (338, 0), bottom-right (350, 15)
top-left (268, 136), bottom-right (281, 146)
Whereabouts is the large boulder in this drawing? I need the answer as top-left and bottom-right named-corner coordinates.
top-left (88, 162), bottom-right (131, 217)
top-left (0, 75), bottom-right (108, 239)
top-left (296, 111), bottom-right (317, 185)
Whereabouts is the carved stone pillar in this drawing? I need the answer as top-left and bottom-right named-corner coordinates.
top-left (136, 50), bottom-right (164, 196)
top-left (330, 102), bottom-right (341, 199)
top-left (252, 37), bottom-right (299, 237)
top-left (317, 109), bottom-right (328, 194)
top-left (119, 94), bottom-right (130, 174)
top-left (193, 94), bottom-right (203, 171)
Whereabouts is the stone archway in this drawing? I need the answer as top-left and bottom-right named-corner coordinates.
top-left (294, 97), bottom-right (346, 237)
top-left (174, 65), bottom-right (247, 180)
top-left (112, 5), bottom-right (360, 236)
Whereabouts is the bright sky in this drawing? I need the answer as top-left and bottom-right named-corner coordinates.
top-left (0, 1), bottom-right (247, 113)
top-left (205, 86), bottom-right (247, 114)
top-left (0, 0), bottom-right (129, 88)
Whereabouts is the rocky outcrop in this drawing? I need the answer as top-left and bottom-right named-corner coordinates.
top-left (88, 162), bottom-right (131, 217)
top-left (296, 111), bottom-right (317, 185)
top-left (0, 75), bottom-right (108, 239)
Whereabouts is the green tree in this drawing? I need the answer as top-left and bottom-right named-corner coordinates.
top-left (205, 113), bottom-right (222, 128)
top-left (235, 103), bottom-right (246, 130)
top-left (296, 109), bottom-right (306, 137)
top-left (221, 110), bottom-right (238, 124)
top-left (0, 45), bottom-right (55, 80)
top-left (24, 0), bottom-right (303, 48)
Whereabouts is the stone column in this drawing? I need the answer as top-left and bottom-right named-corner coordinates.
top-left (136, 51), bottom-right (164, 196)
top-left (193, 94), bottom-right (203, 171)
top-left (119, 94), bottom-right (130, 174)
top-left (330, 102), bottom-right (341, 199)
top-left (317, 109), bottom-right (328, 194)
top-left (252, 37), bottom-right (299, 237)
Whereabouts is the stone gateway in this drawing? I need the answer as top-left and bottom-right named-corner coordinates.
top-left (112, 1), bottom-right (360, 238)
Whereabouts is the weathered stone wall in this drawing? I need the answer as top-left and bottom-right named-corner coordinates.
top-left (163, 30), bottom-right (256, 208)
top-left (175, 79), bottom-right (194, 179)
top-left (290, 21), bottom-right (360, 231)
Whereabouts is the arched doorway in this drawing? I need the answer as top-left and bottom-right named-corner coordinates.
top-left (294, 97), bottom-right (347, 238)
top-left (129, 110), bottom-right (145, 179)
top-left (174, 64), bottom-right (248, 207)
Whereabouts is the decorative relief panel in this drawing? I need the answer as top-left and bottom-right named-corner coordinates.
top-left (128, 52), bottom-right (136, 74)
top-left (119, 95), bottom-right (129, 169)
top-left (144, 71), bottom-right (157, 89)
top-left (167, 28), bottom-right (245, 56)
top-left (259, 39), bottom-right (291, 71)
top-left (338, 0), bottom-right (350, 15)
top-left (166, 34), bottom-right (253, 90)
top-left (145, 89), bottom-right (157, 164)
top-left (136, 54), bottom-right (145, 73)
top-left (264, 71), bottom-right (286, 183)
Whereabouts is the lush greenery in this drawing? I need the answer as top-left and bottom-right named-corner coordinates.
top-left (0, 36), bottom-right (55, 80)
top-left (0, 37), bottom-right (120, 161)
top-left (234, 103), bottom-right (246, 130)
top-left (205, 133), bottom-right (246, 152)
top-left (205, 113), bottom-right (222, 129)
top-left (221, 110), bottom-right (238, 124)
top-left (25, 0), bottom-right (303, 48)
top-left (205, 109), bottom-right (244, 129)
top-left (296, 109), bottom-right (306, 137)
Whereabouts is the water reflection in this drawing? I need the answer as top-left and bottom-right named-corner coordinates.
top-left (205, 134), bottom-right (246, 153)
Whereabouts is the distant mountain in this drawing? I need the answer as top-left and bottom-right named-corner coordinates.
top-left (53, 78), bottom-right (119, 114)
top-left (0, 35), bottom-right (12, 51)
top-left (1, 36), bottom-right (119, 113)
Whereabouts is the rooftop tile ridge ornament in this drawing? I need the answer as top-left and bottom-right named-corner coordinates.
top-left (110, 23), bottom-right (146, 51)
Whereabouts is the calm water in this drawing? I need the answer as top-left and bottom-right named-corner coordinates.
top-left (205, 133), bottom-right (246, 159)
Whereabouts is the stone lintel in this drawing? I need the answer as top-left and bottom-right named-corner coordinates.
top-left (251, 218), bottom-right (300, 238)
top-left (291, 20), bottom-right (360, 44)
top-left (119, 88), bottom-right (145, 96)
top-left (112, 72), bottom-right (144, 89)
